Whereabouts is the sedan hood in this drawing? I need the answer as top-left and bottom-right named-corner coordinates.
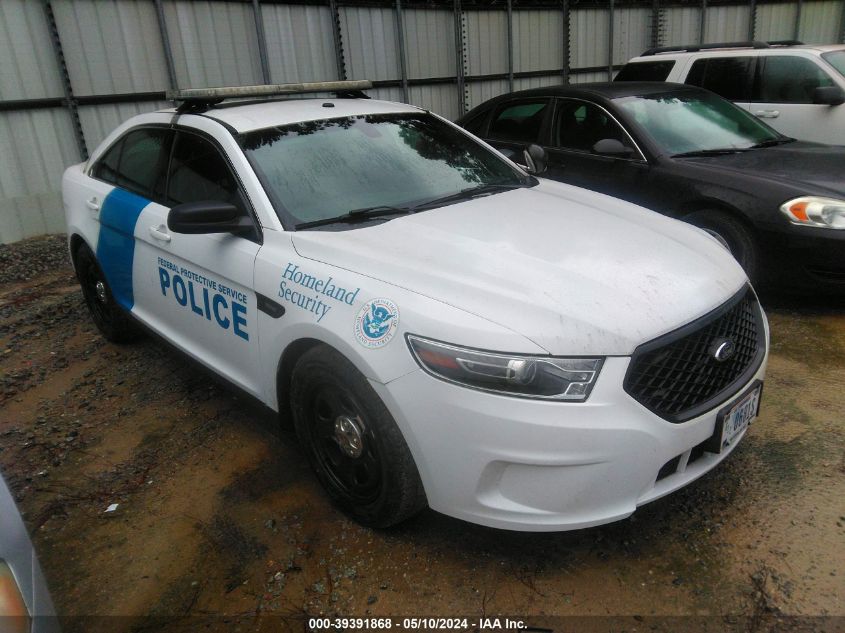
top-left (680, 142), bottom-right (845, 196)
top-left (292, 180), bottom-right (747, 356)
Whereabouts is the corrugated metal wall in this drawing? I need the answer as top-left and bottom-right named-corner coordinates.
top-left (1, 0), bottom-right (843, 243)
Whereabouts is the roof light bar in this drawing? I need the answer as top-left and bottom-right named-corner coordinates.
top-left (166, 80), bottom-right (373, 101)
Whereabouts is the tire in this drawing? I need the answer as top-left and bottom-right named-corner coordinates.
top-left (685, 209), bottom-right (759, 283)
top-left (290, 345), bottom-right (426, 528)
top-left (74, 243), bottom-right (141, 343)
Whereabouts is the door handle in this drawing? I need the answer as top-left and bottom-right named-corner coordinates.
top-left (148, 225), bottom-right (171, 243)
top-left (754, 110), bottom-right (780, 118)
top-left (86, 197), bottom-right (100, 213)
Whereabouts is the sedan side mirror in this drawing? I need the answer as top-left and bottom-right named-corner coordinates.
top-left (812, 86), bottom-right (845, 106)
top-left (168, 201), bottom-right (250, 235)
top-left (523, 144), bottom-right (548, 175)
top-left (592, 138), bottom-right (635, 157)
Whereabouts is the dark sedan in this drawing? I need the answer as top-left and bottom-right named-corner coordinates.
top-left (458, 82), bottom-right (845, 293)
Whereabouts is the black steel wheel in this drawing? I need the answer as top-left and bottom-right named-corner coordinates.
top-left (74, 243), bottom-right (140, 343)
top-left (290, 345), bottom-right (426, 527)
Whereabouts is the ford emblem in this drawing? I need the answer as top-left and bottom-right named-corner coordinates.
top-left (711, 339), bottom-right (736, 362)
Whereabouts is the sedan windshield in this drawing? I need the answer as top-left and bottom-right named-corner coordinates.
top-left (613, 91), bottom-right (781, 156)
top-left (240, 112), bottom-right (527, 229)
top-left (822, 51), bottom-right (845, 78)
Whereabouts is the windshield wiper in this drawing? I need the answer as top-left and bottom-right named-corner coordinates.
top-left (410, 182), bottom-right (529, 212)
top-left (295, 205), bottom-right (412, 230)
top-left (749, 137), bottom-right (796, 149)
top-left (671, 148), bottom-right (752, 158)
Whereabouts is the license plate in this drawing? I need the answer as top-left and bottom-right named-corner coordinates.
top-left (718, 384), bottom-right (761, 451)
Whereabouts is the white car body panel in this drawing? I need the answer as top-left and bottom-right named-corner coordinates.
top-left (626, 45), bottom-right (845, 145)
top-left (62, 99), bottom-right (769, 531)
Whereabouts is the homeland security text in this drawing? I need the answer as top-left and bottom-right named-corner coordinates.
top-left (279, 262), bottom-right (360, 322)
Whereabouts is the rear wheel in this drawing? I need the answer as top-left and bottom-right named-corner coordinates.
top-left (74, 244), bottom-right (140, 343)
top-left (290, 345), bottom-right (426, 527)
top-left (685, 209), bottom-right (759, 283)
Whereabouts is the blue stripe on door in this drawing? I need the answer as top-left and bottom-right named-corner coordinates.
top-left (96, 188), bottom-right (150, 311)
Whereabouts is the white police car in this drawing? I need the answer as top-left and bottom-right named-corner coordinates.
top-left (63, 81), bottom-right (768, 531)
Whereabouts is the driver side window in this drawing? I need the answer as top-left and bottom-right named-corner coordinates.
top-left (554, 99), bottom-right (634, 154)
top-left (166, 132), bottom-right (248, 214)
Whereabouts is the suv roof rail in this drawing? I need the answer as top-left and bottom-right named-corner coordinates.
top-left (168, 81), bottom-right (373, 113)
top-left (640, 40), bottom-right (804, 56)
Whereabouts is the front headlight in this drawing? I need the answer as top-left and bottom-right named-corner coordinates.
top-left (780, 197), bottom-right (845, 229)
top-left (407, 335), bottom-right (603, 401)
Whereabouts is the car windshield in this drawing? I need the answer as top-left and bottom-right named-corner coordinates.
top-left (613, 90), bottom-right (781, 156)
top-left (822, 50), bottom-right (845, 77)
top-left (240, 112), bottom-right (526, 228)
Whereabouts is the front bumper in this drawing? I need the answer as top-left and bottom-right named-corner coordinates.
top-left (373, 354), bottom-right (767, 532)
top-left (762, 225), bottom-right (845, 291)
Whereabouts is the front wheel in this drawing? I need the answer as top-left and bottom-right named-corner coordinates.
top-left (74, 244), bottom-right (140, 343)
top-left (290, 345), bottom-right (426, 527)
top-left (685, 210), bottom-right (759, 283)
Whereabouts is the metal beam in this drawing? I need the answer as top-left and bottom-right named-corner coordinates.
top-left (794, 0), bottom-right (802, 42)
top-left (453, 0), bottom-right (466, 116)
top-left (42, 1), bottom-right (87, 160)
top-left (153, 0), bottom-right (178, 92)
top-left (651, 0), bottom-right (660, 49)
top-left (839, 0), bottom-right (845, 44)
top-left (562, 0), bottom-right (570, 84)
top-left (700, 0), bottom-right (707, 44)
top-left (748, 0), bottom-right (757, 41)
top-left (328, 0), bottom-right (346, 80)
top-left (506, 0), bottom-right (514, 92)
top-left (394, 0), bottom-right (410, 103)
top-left (252, 0), bottom-right (272, 84)
top-left (608, 0), bottom-right (614, 80)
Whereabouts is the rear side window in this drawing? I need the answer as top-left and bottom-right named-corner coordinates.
top-left (167, 132), bottom-right (246, 212)
top-left (92, 128), bottom-right (171, 199)
top-left (488, 100), bottom-right (549, 143)
top-left (685, 57), bottom-right (754, 101)
top-left (615, 60), bottom-right (675, 82)
top-left (753, 56), bottom-right (835, 103)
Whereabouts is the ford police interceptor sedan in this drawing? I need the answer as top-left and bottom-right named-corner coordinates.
top-left (62, 81), bottom-right (768, 531)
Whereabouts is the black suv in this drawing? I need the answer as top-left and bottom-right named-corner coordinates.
top-left (458, 82), bottom-right (845, 294)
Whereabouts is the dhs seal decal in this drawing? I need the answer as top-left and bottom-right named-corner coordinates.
top-left (354, 299), bottom-right (399, 348)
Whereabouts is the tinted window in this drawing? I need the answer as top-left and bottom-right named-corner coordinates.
top-left (93, 137), bottom-right (124, 185)
top-left (115, 129), bottom-right (171, 198)
top-left (241, 113), bottom-right (526, 228)
top-left (685, 57), bottom-right (753, 101)
top-left (462, 110), bottom-right (490, 136)
top-left (822, 50), bottom-right (845, 77)
top-left (167, 133), bottom-right (245, 211)
top-left (615, 90), bottom-right (779, 156)
top-left (488, 100), bottom-right (549, 143)
top-left (754, 56), bottom-right (834, 103)
top-left (555, 100), bottom-right (635, 154)
top-left (615, 60), bottom-right (675, 82)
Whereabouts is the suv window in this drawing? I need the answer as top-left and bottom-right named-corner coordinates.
top-left (685, 57), bottom-right (754, 101)
top-left (92, 128), bottom-right (171, 199)
top-left (555, 99), bottom-right (635, 154)
top-left (488, 100), bottom-right (549, 143)
top-left (167, 132), bottom-right (246, 212)
top-left (754, 56), bottom-right (835, 103)
top-left (615, 60), bottom-right (675, 82)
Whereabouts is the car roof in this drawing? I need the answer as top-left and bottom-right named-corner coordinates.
top-left (470, 81), bottom-right (704, 105)
top-left (157, 98), bottom-right (421, 133)
top-left (631, 43), bottom-right (845, 60)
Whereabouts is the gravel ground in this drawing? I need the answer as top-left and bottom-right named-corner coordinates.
top-left (0, 235), bottom-right (843, 633)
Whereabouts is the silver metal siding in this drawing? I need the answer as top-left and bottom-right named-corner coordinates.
top-left (464, 11), bottom-right (508, 76)
top-left (512, 11), bottom-right (564, 73)
top-left (703, 5), bottom-right (751, 44)
top-left (570, 8), bottom-right (610, 70)
top-left (799, 1), bottom-right (845, 43)
top-left (262, 5), bottom-right (337, 83)
top-left (755, 3), bottom-right (799, 41)
top-left (0, 0), bottom-right (64, 100)
top-left (341, 7), bottom-right (401, 81)
top-left (661, 6), bottom-right (701, 46)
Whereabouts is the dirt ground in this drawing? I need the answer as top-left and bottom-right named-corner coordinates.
top-left (0, 235), bottom-right (843, 633)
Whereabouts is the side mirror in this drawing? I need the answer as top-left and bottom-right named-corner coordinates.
top-left (167, 201), bottom-right (249, 235)
top-left (522, 144), bottom-right (547, 175)
top-left (812, 86), bottom-right (845, 106)
top-left (592, 138), bottom-right (635, 157)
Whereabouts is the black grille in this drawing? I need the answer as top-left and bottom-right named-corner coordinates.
top-left (624, 286), bottom-right (764, 423)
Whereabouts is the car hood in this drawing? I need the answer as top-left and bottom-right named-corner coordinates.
top-left (678, 142), bottom-right (845, 196)
top-left (291, 180), bottom-right (747, 356)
